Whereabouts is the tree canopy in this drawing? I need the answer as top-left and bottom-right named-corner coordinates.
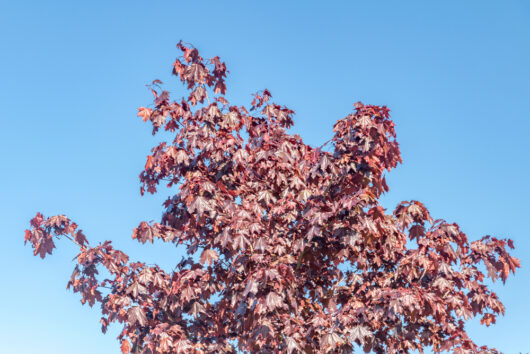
top-left (25, 42), bottom-right (519, 353)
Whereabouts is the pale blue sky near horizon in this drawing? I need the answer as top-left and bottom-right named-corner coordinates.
top-left (1, 1), bottom-right (529, 353)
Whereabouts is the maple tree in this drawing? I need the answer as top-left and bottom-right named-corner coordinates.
top-left (25, 42), bottom-right (519, 353)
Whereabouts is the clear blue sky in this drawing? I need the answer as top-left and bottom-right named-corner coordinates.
top-left (1, 1), bottom-right (529, 353)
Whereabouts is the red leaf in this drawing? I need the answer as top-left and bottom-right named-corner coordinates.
top-left (127, 306), bottom-right (147, 326)
top-left (120, 339), bottom-right (131, 354)
top-left (74, 230), bottom-right (88, 247)
top-left (145, 155), bottom-right (154, 169)
top-left (200, 249), bottom-right (219, 266)
top-left (24, 229), bottom-right (32, 244)
top-left (137, 107), bottom-right (153, 122)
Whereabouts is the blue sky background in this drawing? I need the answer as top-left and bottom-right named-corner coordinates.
top-left (1, 1), bottom-right (529, 353)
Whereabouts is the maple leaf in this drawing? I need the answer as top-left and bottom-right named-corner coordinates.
top-left (74, 230), bottom-right (88, 247)
top-left (253, 237), bottom-right (267, 252)
top-left (257, 190), bottom-right (276, 205)
top-left (133, 222), bottom-right (154, 243)
top-left (306, 225), bottom-right (321, 241)
top-left (265, 291), bottom-right (283, 311)
top-left (145, 155), bottom-right (154, 170)
top-left (137, 107), bottom-right (152, 122)
top-left (185, 63), bottom-right (205, 85)
top-left (174, 149), bottom-right (189, 165)
top-left (138, 269), bottom-right (153, 284)
top-left (24, 229), bottom-right (32, 244)
top-left (214, 80), bottom-right (226, 95)
top-left (174, 339), bottom-right (191, 353)
top-left (321, 332), bottom-right (344, 351)
top-left (286, 337), bottom-right (301, 354)
top-left (34, 236), bottom-right (55, 259)
top-left (216, 228), bottom-right (232, 248)
top-left (158, 332), bottom-right (173, 352)
top-left (189, 196), bottom-right (211, 214)
top-left (409, 224), bottom-right (425, 240)
top-left (243, 278), bottom-right (258, 297)
top-left (189, 86), bottom-right (207, 106)
top-left (181, 286), bottom-right (196, 303)
top-left (120, 339), bottom-right (131, 354)
top-left (348, 325), bottom-right (373, 343)
top-left (126, 281), bottom-right (147, 298)
top-left (232, 234), bottom-right (248, 251)
top-left (30, 212), bottom-right (45, 228)
top-left (127, 306), bottom-right (147, 326)
top-left (480, 313), bottom-right (496, 327)
top-left (190, 301), bottom-right (205, 319)
top-left (200, 249), bottom-right (218, 266)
